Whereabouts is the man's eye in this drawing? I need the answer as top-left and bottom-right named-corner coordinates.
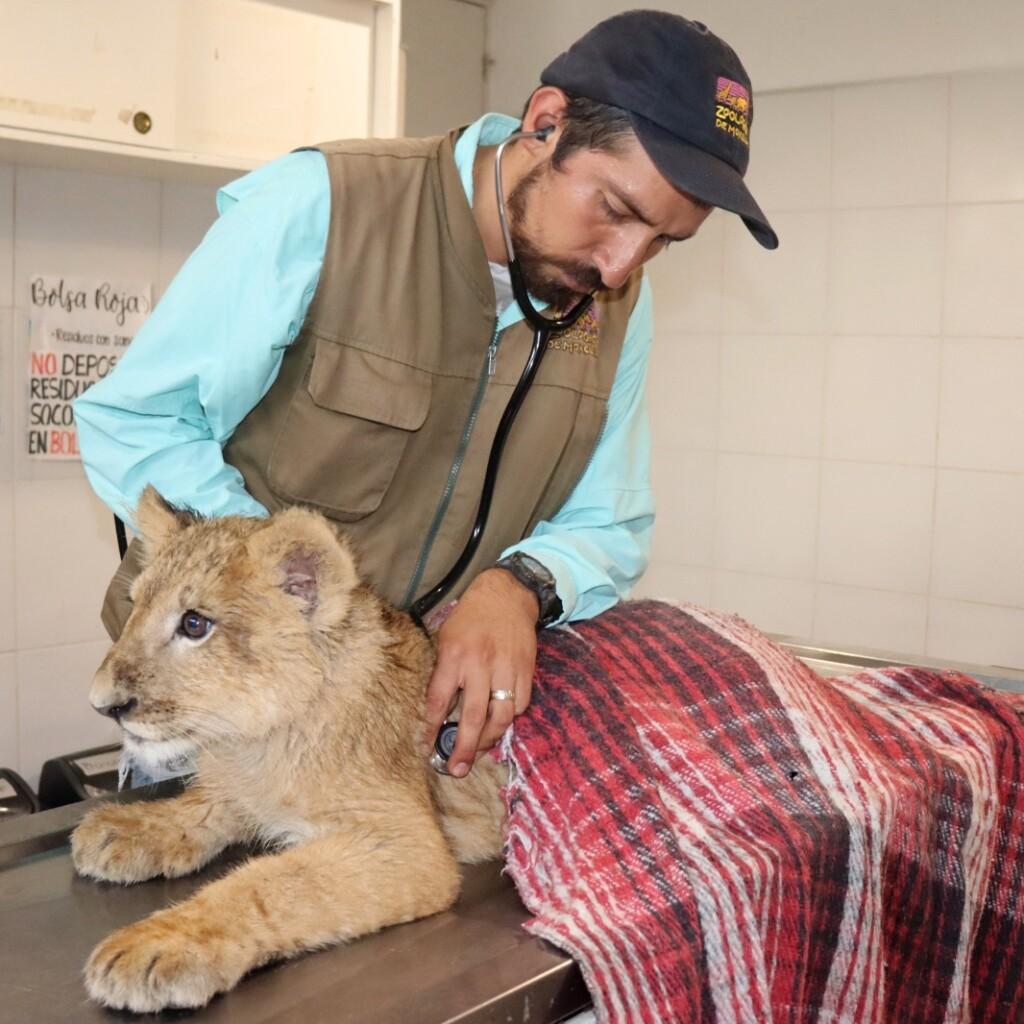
top-left (178, 610), bottom-right (213, 640)
top-left (600, 195), bottom-right (628, 222)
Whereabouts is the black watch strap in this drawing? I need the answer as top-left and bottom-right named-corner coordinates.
top-left (493, 553), bottom-right (563, 628)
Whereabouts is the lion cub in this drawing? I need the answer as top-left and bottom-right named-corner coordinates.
top-left (71, 487), bottom-right (506, 1013)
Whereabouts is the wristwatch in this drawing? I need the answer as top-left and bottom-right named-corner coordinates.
top-left (493, 552), bottom-right (563, 628)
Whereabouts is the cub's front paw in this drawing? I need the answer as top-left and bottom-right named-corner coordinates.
top-left (84, 912), bottom-right (243, 1012)
top-left (71, 803), bottom-right (202, 883)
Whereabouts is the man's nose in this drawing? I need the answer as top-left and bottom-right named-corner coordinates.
top-left (93, 697), bottom-right (138, 721)
top-left (594, 235), bottom-right (648, 290)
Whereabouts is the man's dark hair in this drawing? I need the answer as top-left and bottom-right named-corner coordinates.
top-left (519, 88), bottom-right (712, 211)
top-left (521, 90), bottom-right (635, 169)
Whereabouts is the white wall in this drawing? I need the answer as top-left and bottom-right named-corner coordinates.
top-left (631, 70), bottom-right (1024, 670)
top-left (486, 0), bottom-right (1024, 113)
top-left (402, 0), bottom-right (487, 136)
top-left (0, 164), bottom-right (234, 789)
top-left (486, 2), bottom-right (1024, 670)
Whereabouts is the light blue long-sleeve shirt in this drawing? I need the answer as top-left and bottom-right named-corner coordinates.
top-left (74, 114), bottom-right (655, 623)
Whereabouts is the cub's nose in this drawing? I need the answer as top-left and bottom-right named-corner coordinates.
top-left (93, 697), bottom-right (138, 721)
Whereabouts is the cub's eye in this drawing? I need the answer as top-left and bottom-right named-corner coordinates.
top-left (178, 610), bottom-right (213, 640)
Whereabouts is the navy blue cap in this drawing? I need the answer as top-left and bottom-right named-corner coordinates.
top-left (541, 10), bottom-right (778, 249)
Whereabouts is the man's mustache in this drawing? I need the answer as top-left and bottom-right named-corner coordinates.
top-left (560, 262), bottom-right (604, 294)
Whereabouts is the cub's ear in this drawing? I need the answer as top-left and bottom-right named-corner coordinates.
top-left (250, 507), bottom-right (358, 623)
top-left (134, 486), bottom-right (199, 560)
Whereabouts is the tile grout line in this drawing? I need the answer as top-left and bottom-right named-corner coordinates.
top-left (810, 84), bottom-right (838, 645)
top-left (924, 73), bottom-right (955, 659)
top-left (9, 164), bottom-right (19, 771)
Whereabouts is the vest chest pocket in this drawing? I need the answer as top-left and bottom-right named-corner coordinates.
top-left (266, 339), bottom-right (432, 521)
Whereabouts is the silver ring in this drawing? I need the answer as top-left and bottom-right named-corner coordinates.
top-left (489, 689), bottom-right (515, 702)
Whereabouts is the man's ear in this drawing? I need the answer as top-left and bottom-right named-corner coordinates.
top-left (133, 486), bottom-right (198, 561)
top-left (250, 507), bottom-right (359, 623)
top-left (521, 85), bottom-right (570, 145)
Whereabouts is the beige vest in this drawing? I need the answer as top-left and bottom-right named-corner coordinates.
top-left (101, 131), bottom-right (642, 639)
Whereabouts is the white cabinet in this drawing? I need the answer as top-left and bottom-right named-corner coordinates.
top-left (0, 0), bottom-right (402, 179)
top-left (0, 1), bottom-right (179, 149)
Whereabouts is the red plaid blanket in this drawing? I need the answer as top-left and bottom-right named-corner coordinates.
top-left (501, 600), bottom-right (1024, 1023)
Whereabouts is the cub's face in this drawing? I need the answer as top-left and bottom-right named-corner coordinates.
top-left (89, 488), bottom-right (358, 772)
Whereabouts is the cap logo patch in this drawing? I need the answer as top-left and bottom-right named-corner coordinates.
top-left (715, 77), bottom-right (750, 146)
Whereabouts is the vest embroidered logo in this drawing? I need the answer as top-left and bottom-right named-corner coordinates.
top-left (547, 304), bottom-right (600, 357)
top-left (715, 77), bottom-right (750, 147)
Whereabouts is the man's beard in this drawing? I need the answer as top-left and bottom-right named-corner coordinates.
top-left (506, 161), bottom-right (604, 311)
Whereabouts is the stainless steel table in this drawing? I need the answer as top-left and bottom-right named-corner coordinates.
top-left (2, 642), bottom-right (1020, 1022)
top-left (0, 793), bottom-right (588, 1023)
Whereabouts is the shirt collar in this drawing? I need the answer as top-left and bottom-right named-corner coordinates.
top-left (452, 113), bottom-right (548, 331)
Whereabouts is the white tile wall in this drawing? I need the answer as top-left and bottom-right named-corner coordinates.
top-left (817, 462), bottom-right (935, 593)
top-left (745, 91), bottom-right (832, 212)
top-left (932, 470), bottom-right (1024, 608)
top-left (650, 448), bottom-right (716, 566)
top-left (710, 571), bottom-right (816, 638)
top-left (0, 307), bottom-right (13, 483)
top-left (646, 212), bottom-right (725, 333)
top-left (14, 478), bottom-right (119, 651)
top-left (646, 68), bottom-right (1024, 671)
top-left (632, 562), bottom-right (712, 607)
top-left (17, 639), bottom-right (120, 789)
top-left (829, 207), bottom-right (946, 336)
top-left (832, 78), bottom-right (949, 208)
top-left (719, 334), bottom-right (825, 457)
top-left (647, 333), bottom-right (720, 451)
top-left (0, 482), bottom-right (14, 655)
top-left (927, 599), bottom-right (1024, 669)
top-left (824, 336), bottom-right (940, 465)
top-left (949, 70), bottom-right (1024, 203)
top-left (714, 454), bottom-right (819, 579)
top-left (722, 211), bottom-right (830, 335)
top-left (0, 164), bottom-right (13, 309)
top-left (814, 584), bottom-right (928, 655)
top-left (939, 338), bottom-right (1024, 472)
top-left (13, 167), bottom-right (162, 293)
top-left (0, 653), bottom-right (16, 771)
top-left (0, 159), bottom-right (222, 786)
top-left (944, 204), bottom-right (1024, 338)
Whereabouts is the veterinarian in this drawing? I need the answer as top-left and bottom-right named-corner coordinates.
top-left (74, 11), bottom-right (776, 779)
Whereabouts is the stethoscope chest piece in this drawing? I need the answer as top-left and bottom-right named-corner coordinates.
top-left (429, 720), bottom-right (460, 775)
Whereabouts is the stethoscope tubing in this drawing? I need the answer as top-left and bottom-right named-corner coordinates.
top-left (409, 127), bottom-right (594, 625)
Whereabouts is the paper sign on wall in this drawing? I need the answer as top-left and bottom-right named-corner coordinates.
top-left (26, 275), bottom-right (152, 460)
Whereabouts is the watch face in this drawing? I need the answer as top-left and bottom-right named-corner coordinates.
top-left (516, 554), bottom-right (554, 587)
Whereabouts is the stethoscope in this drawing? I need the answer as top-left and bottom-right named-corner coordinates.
top-left (414, 125), bottom-right (595, 775)
top-left (408, 125), bottom-right (594, 628)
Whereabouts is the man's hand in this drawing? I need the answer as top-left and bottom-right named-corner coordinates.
top-left (423, 568), bottom-right (539, 777)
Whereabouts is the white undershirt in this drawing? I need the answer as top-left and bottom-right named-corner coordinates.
top-left (488, 261), bottom-right (515, 319)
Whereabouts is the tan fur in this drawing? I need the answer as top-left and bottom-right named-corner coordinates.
top-left (71, 487), bottom-right (506, 1013)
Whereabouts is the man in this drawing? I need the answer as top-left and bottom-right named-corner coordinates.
top-left (74, 11), bottom-right (776, 779)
